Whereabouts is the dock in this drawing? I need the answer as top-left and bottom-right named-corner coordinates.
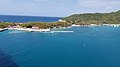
top-left (51, 31), bottom-right (73, 33)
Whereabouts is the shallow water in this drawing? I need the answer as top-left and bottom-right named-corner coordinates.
top-left (0, 26), bottom-right (120, 67)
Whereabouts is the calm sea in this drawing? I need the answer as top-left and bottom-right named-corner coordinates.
top-left (0, 16), bottom-right (120, 67)
top-left (0, 15), bottom-right (61, 22)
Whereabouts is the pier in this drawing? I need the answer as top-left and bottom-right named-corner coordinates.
top-left (51, 31), bottom-right (73, 33)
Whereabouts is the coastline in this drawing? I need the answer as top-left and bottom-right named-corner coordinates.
top-left (0, 28), bottom-right (8, 32)
top-left (8, 28), bottom-right (50, 32)
top-left (71, 24), bottom-right (120, 27)
top-left (0, 23), bottom-right (120, 33)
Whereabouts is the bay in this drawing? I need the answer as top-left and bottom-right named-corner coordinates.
top-left (0, 26), bottom-right (120, 67)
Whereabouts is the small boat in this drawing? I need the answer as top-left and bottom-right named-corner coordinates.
top-left (83, 44), bottom-right (86, 46)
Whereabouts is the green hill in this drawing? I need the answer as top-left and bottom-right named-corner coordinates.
top-left (62, 10), bottom-right (120, 25)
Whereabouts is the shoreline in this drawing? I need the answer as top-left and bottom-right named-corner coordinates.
top-left (0, 24), bottom-right (120, 33)
top-left (8, 28), bottom-right (50, 32)
top-left (0, 28), bottom-right (8, 32)
top-left (71, 24), bottom-right (120, 27)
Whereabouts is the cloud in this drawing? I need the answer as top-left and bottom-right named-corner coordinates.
top-left (0, 0), bottom-right (120, 16)
top-left (78, 0), bottom-right (120, 7)
top-left (77, 0), bottom-right (120, 12)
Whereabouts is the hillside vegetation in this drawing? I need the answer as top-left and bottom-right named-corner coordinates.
top-left (62, 10), bottom-right (120, 25)
top-left (0, 22), bottom-right (71, 29)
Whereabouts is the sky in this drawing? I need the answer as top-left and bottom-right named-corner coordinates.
top-left (0, 0), bottom-right (120, 17)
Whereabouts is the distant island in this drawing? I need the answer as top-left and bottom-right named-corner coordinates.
top-left (0, 10), bottom-right (120, 32)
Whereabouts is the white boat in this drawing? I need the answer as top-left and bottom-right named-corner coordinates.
top-left (83, 44), bottom-right (86, 46)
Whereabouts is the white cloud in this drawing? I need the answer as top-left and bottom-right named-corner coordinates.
top-left (78, 0), bottom-right (119, 7)
top-left (77, 0), bottom-right (120, 12)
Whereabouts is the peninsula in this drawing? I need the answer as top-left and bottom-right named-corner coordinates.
top-left (0, 10), bottom-right (120, 32)
top-left (0, 22), bottom-right (72, 32)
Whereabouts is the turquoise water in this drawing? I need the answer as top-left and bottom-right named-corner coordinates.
top-left (0, 26), bottom-right (120, 67)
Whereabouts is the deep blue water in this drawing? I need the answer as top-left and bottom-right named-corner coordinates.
top-left (0, 15), bottom-right (61, 22)
top-left (0, 26), bottom-right (120, 67)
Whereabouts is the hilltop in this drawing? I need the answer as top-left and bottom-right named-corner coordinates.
top-left (62, 10), bottom-right (120, 25)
